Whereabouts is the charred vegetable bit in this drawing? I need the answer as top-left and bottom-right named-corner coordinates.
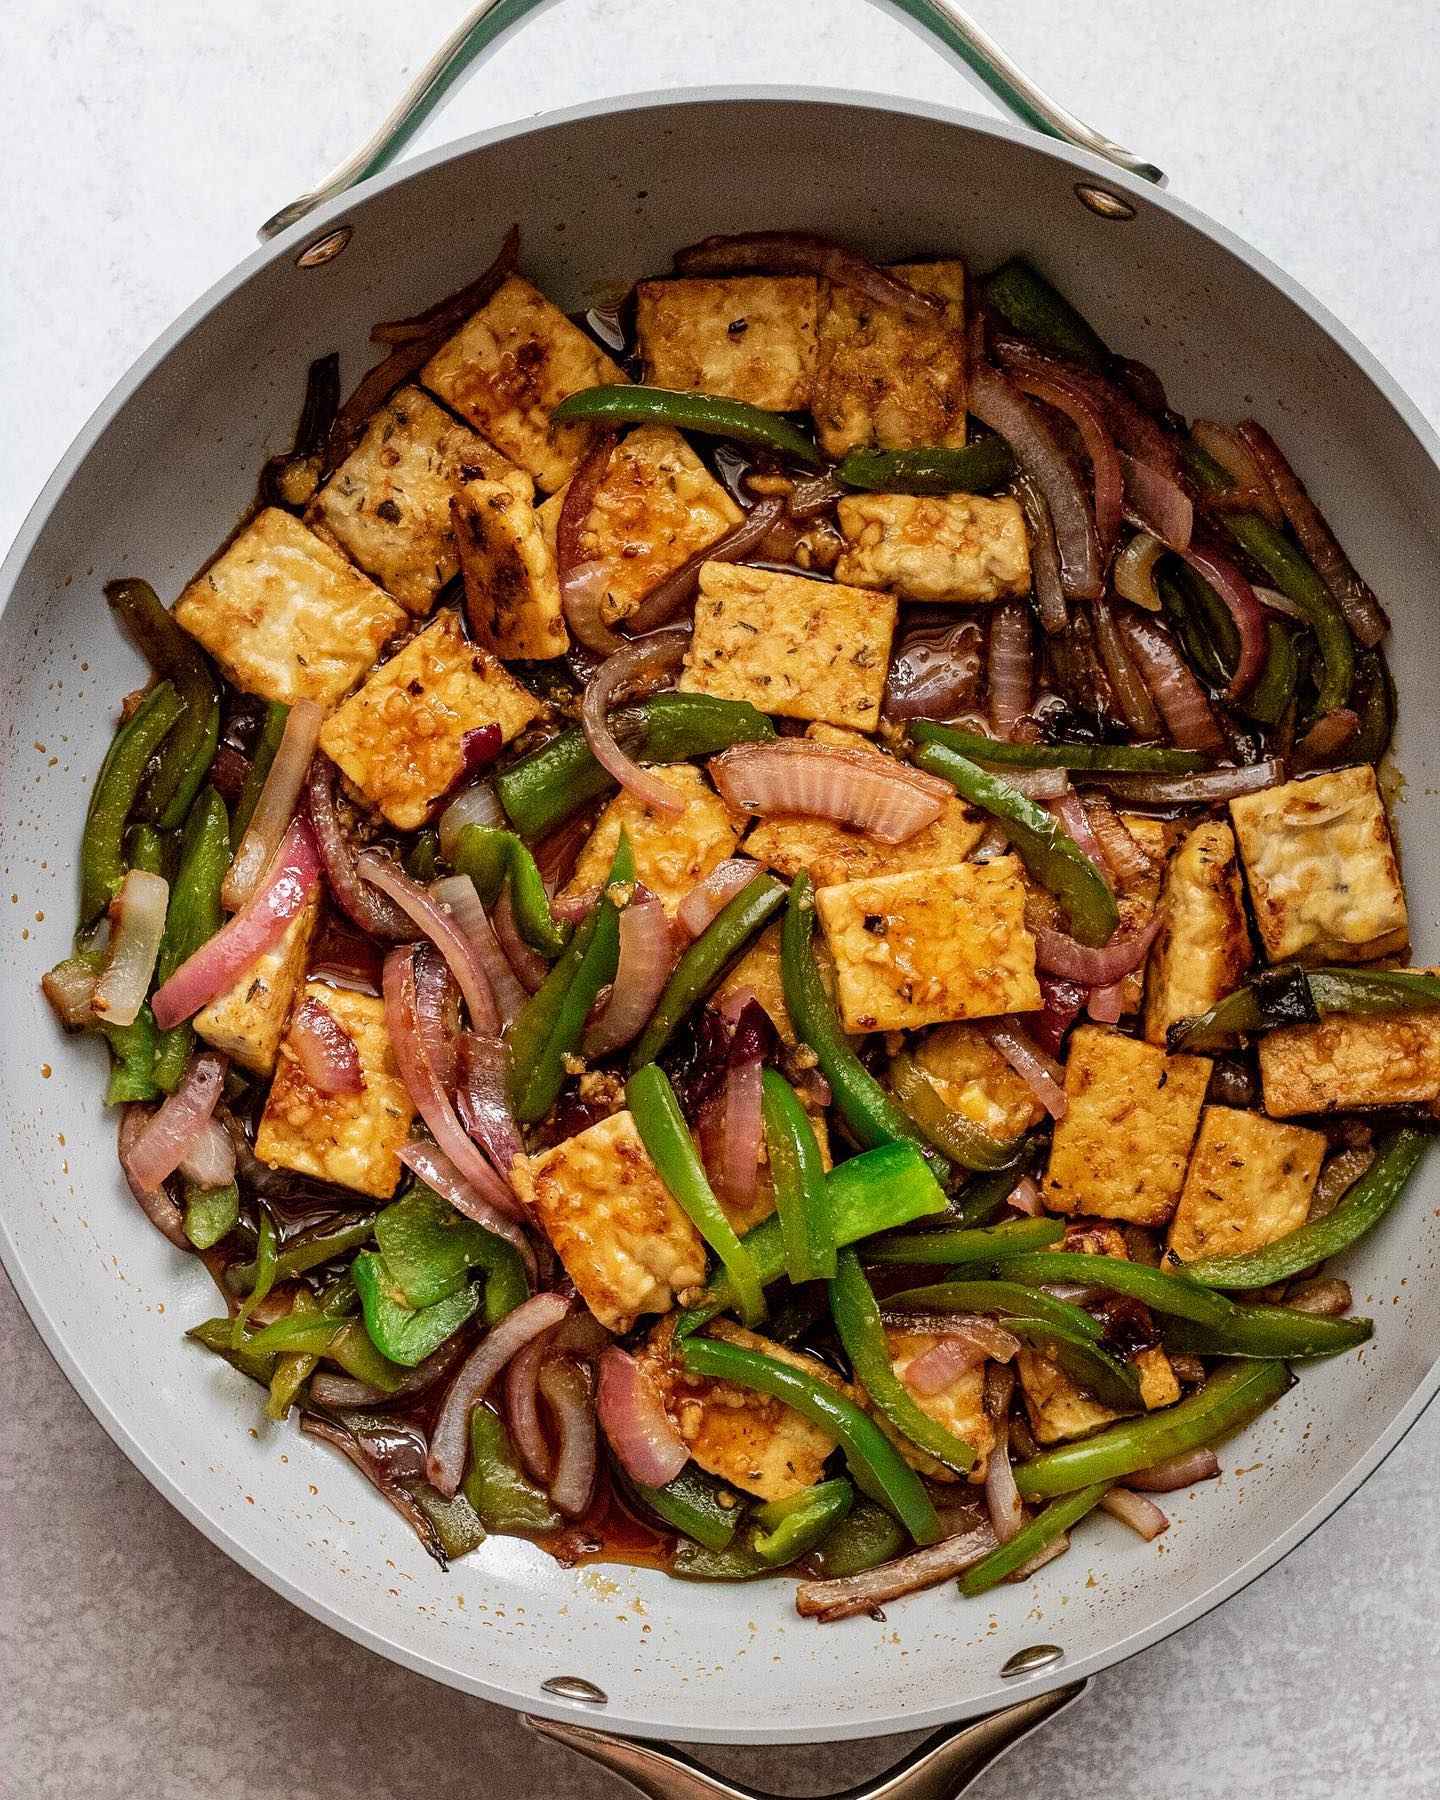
top-left (1170, 968), bottom-right (1440, 1053)
top-left (79, 681), bottom-right (186, 926)
top-left (983, 257), bottom-right (1111, 370)
top-left (105, 579), bottom-right (222, 830)
top-left (909, 723), bottom-right (1206, 774)
top-left (551, 384), bottom-right (824, 469)
top-left (958, 1481), bottom-right (1112, 1596)
top-left (835, 439), bottom-right (1015, 495)
top-left (761, 1069), bottom-right (836, 1281)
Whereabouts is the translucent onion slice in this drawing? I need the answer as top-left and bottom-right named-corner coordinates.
top-left (709, 740), bottom-right (948, 844)
top-left (92, 869), bottom-right (169, 1028)
top-left (222, 700), bottom-right (322, 910)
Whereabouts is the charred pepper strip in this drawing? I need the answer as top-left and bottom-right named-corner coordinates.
top-left (1182, 1127), bottom-right (1427, 1290)
top-left (882, 1279), bottom-right (1105, 1340)
top-left (266, 1287), bottom-right (321, 1420)
top-left (152, 787), bottom-right (232, 1092)
top-left (1350, 647), bottom-right (1396, 765)
top-left (760, 1068), bottom-right (836, 1281)
top-left (830, 1250), bottom-right (977, 1474)
top-left (909, 721), bottom-right (1205, 774)
top-left (983, 257), bottom-right (1111, 370)
top-left (102, 1004), bottom-right (163, 1104)
top-left (1170, 968), bottom-right (1440, 1053)
top-left (495, 694), bottom-right (775, 839)
top-left (105, 579), bottom-right (222, 829)
top-left (1002, 1251), bottom-right (1234, 1326)
top-left (864, 1217), bottom-right (1065, 1264)
top-left (624, 1465), bottom-right (740, 1552)
top-left (888, 1051), bottom-right (1024, 1172)
top-left (911, 740), bottom-right (1119, 946)
top-left (230, 701), bottom-right (288, 849)
top-left (678, 1334), bottom-right (942, 1545)
top-left (835, 439), bottom-right (1015, 495)
top-left (958, 1482), bottom-right (1112, 1596)
top-left (453, 824), bottom-right (567, 956)
top-left (1163, 1304), bottom-right (1372, 1360)
top-left (551, 384), bottom-right (824, 470)
top-left (79, 680), bottom-right (186, 926)
top-left (627, 1063), bottom-right (765, 1327)
top-left (780, 873), bottom-right (949, 1180)
top-left (802, 1496), bottom-right (908, 1578)
top-left (1015, 1360), bottom-right (1294, 1500)
top-left (629, 871), bottom-right (787, 1070)
top-left (231, 1213), bottom-right (278, 1347)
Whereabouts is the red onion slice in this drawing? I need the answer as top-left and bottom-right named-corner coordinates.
top-left (425, 1292), bottom-right (573, 1495)
top-left (987, 600), bottom-right (1033, 739)
top-left (994, 335), bottom-right (1182, 481)
top-left (1086, 759), bottom-right (1283, 806)
top-left (1180, 542), bottom-right (1267, 699)
top-left (290, 994), bottom-right (364, 1095)
top-left (1046, 791), bottom-right (1104, 868)
top-left (1113, 530), bottom-right (1167, 612)
top-left (883, 619), bottom-right (986, 723)
top-left (1029, 974), bottom-right (1086, 1058)
top-left (538, 1355), bottom-right (599, 1517)
top-left (505, 1328), bottom-right (559, 1481)
top-left (309, 1334), bottom-right (469, 1409)
top-left (905, 1321), bottom-right (1020, 1396)
top-left (1116, 612), bottom-right (1226, 755)
top-left (153, 817), bottom-right (320, 1029)
top-left (625, 497), bottom-right (785, 635)
top-left (1033, 917), bottom-right (1159, 987)
top-left (716, 1047), bottom-right (764, 1219)
top-left (222, 699), bottom-right (323, 910)
top-left (676, 858), bottom-right (763, 939)
top-left (580, 627), bottom-right (692, 815)
top-left (358, 850), bottom-right (498, 1035)
top-left (429, 874), bottom-right (528, 1027)
top-left (1086, 981), bottom-right (1126, 1025)
top-left (979, 1021), bottom-right (1068, 1121)
top-left (116, 1107), bottom-right (191, 1250)
top-left (984, 1369), bottom-right (1025, 1545)
top-left (303, 756), bottom-right (410, 941)
top-left (1013, 471), bottom-right (1068, 634)
top-left (709, 741), bottom-right (948, 844)
top-left (367, 224), bottom-right (520, 347)
top-left (1013, 369), bottom-right (1123, 551)
top-left (91, 869), bottom-right (169, 1028)
top-left (492, 878), bottom-right (551, 993)
top-left (1283, 1277), bottom-right (1353, 1316)
top-left (122, 1051), bottom-right (227, 1192)
top-left (794, 1524), bottom-right (998, 1622)
top-left (995, 767), bottom-right (1071, 802)
top-left (1119, 452), bottom-right (1193, 552)
top-left (1294, 707), bottom-right (1360, 768)
top-left (1005, 1174), bottom-right (1045, 1218)
top-left (582, 891), bottom-right (675, 1055)
top-left (596, 1346), bottom-right (688, 1487)
top-left (1125, 1449), bottom-right (1221, 1492)
top-left (674, 230), bottom-right (941, 323)
top-left (558, 432), bottom-right (622, 654)
top-left (1092, 597), bottom-right (1163, 740)
top-left (395, 1140), bottom-right (533, 1268)
top-left (454, 1029), bottom-right (526, 1179)
top-left (1100, 1487), bottom-right (1170, 1541)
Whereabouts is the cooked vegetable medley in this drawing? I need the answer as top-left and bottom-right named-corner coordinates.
top-left (48, 225), bottom-right (1433, 1618)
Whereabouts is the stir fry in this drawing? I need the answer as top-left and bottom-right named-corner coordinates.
top-left (45, 224), bottom-right (1433, 1619)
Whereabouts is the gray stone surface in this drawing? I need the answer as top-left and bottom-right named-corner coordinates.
top-left (4, 2), bottom-right (1440, 1795)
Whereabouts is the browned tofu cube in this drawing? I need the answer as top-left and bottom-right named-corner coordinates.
top-left (1042, 1025), bottom-right (1211, 1225)
top-left (910, 1020), bottom-right (1046, 1141)
top-left (678, 562), bottom-right (896, 732)
top-left (1258, 989), bottom-right (1440, 1115)
top-left (193, 898), bottom-right (319, 1077)
top-left (833, 493), bottom-right (1031, 604)
top-left (1016, 1344), bottom-right (1179, 1444)
top-left (564, 763), bottom-right (745, 916)
top-left (1143, 820), bottom-right (1251, 1047)
top-left (1166, 1105), bottom-right (1324, 1263)
top-left (452, 478), bottom-right (567, 660)
top-left (635, 276), bottom-right (819, 411)
top-left (870, 1324), bottom-right (994, 1483)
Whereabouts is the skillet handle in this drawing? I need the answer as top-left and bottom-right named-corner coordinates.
top-left (519, 1679), bottom-right (1089, 1800)
top-left (257, 0), bottom-right (1162, 240)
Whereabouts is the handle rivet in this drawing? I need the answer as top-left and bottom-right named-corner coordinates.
top-left (1074, 183), bottom-right (1136, 220)
top-left (296, 226), bottom-right (353, 268)
top-left (1001, 1644), bottom-right (1065, 1677)
top-left (541, 1676), bottom-right (609, 1704)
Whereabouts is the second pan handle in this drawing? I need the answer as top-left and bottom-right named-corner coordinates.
top-left (258, 0), bottom-right (1163, 239)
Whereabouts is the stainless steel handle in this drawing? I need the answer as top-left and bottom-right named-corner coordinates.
top-left (520, 1680), bottom-right (1089, 1800)
top-left (258, 0), bottom-right (1162, 240)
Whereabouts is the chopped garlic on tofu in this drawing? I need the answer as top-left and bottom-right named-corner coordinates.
top-left (254, 983), bottom-right (416, 1199)
top-left (833, 492), bottom-right (1031, 604)
top-left (1143, 820), bottom-right (1251, 1047)
top-left (634, 275), bottom-right (819, 411)
top-left (1258, 983), bottom-right (1440, 1115)
top-left (452, 478), bottom-right (567, 661)
top-left (318, 608), bottom-right (541, 831)
top-left (174, 508), bottom-right (406, 709)
top-left (1166, 1105), bottom-right (1324, 1264)
top-left (563, 762), bottom-right (745, 916)
top-left (193, 897), bottom-right (319, 1077)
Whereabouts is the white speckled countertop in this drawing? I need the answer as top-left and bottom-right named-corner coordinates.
top-left (3, 2), bottom-right (1439, 1794)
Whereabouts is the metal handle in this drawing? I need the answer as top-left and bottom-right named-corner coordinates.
top-left (520, 1680), bottom-right (1089, 1800)
top-left (258, 0), bottom-right (1162, 240)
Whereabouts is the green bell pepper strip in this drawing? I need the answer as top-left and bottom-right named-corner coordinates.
top-left (126, 823), bottom-right (169, 876)
top-left (374, 1180), bottom-right (529, 1318)
top-left (323, 1316), bottom-right (412, 1392)
top-left (835, 440), bottom-right (1015, 495)
top-left (230, 702), bottom-right (289, 848)
top-left (983, 258), bottom-right (1110, 370)
top-left (958, 1481), bottom-right (1113, 1596)
top-left (352, 1251), bottom-right (481, 1367)
top-left (105, 579), bottom-right (222, 829)
top-left (1171, 969), bottom-right (1440, 1054)
top-left (674, 1480), bottom-right (855, 1579)
top-left (462, 1404), bottom-right (562, 1535)
top-left (1159, 562), bottom-right (1237, 691)
top-left (625, 1465), bottom-right (741, 1552)
top-left (888, 1052), bottom-right (1023, 1173)
top-left (911, 741), bottom-right (1120, 946)
top-left (406, 828), bottom-right (439, 883)
top-left (908, 721), bottom-right (1206, 775)
top-left (628, 872), bottom-right (787, 1070)
top-left (627, 1064), bottom-right (765, 1327)
top-left (864, 1217), bottom-right (1065, 1264)
top-left (79, 680), bottom-right (186, 926)
top-left (679, 1335), bottom-right (942, 1545)
top-left (453, 824), bottom-right (567, 956)
top-left (803, 1496), bottom-right (908, 1578)
top-left (265, 1288), bottom-right (321, 1420)
top-left (1001, 1251), bottom-right (1234, 1326)
top-left (551, 384), bottom-right (824, 470)
top-left (1016, 1360), bottom-right (1294, 1501)
top-left (507, 835), bottom-right (631, 1122)
top-left (101, 1004), bottom-right (162, 1103)
top-left (1241, 618), bottom-right (1300, 727)
top-left (186, 1317), bottom-right (276, 1385)
top-left (1163, 1303), bottom-right (1372, 1361)
top-left (183, 1178), bottom-right (240, 1251)
top-left (779, 873), bottom-right (948, 1181)
top-left (231, 1214), bottom-right (278, 1348)
top-left (495, 694), bottom-right (776, 839)
top-left (881, 1279), bottom-right (1105, 1340)
top-left (234, 1311), bottom-right (348, 1357)
top-left (1183, 438), bottom-right (1353, 713)
top-left (830, 1249), bottom-right (976, 1474)
top-left (1182, 1127), bottom-right (1427, 1290)
top-left (405, 1481), bottom-right (488, 1558)
top-left (152, 786), bottom-right (232, 1093)
top-left (760, 1069), bottom-right (836, 1281)
top-left (678, 1140), bottom-right (948, 1331)
top-left (1350, 647), bottom-right (1395, 766)
top-left (225, 1214), bottom-right (377, 1295)
top-left (1002, 1316), bottom-right (1143, 1413)
top-left (951, 1164), bottom-right (1035, 1228)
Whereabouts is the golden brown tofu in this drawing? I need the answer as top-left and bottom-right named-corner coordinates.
top-left (1143, 820), bottom-right (1251, 1047)
top-left (1229, 765), bottom-right (1408, 964)
top-left (564, 763), bottom-right (745, 916)
top-left (1016, 1344), bottom-right (1179, 1444)
top-left (874, 1324), bottom-right (994, 1483)
top-left (634, 276), bottom-right (819, 411)
top-left (305, 386), bottom-right (523, 616)
top-left (812, 259), bottom-right (968, 456)
top-left (536, 425), bottom-right (742, 626)
top-left (635, 1317), bottom-right (840, 1501)
top-left (1258, 989), bottom-right (1440, 1115)
top-left (714, 921), bottom-right (796, 1045)
top-left (318, 609), bottom-right (542, 831)
top-left (511, 1112), bottom-right (708, 1331)
top-left (452, 479), bottom-right (567, 661)
top-left (833, 493), bottom-right (1031, 604)
top-left (192, 898), bottom-right (319, 1077)
top-left (1042, 1025), bottom-right (1211, 1226)
top-left (421, 274), bottom-right (625, 492)
top-left (174, 509), bottom-right (406, 709)
top-left (254, 983), bottom-right (416, 1199)
top-left (816, 855), bottom-right (1040, 1033)
top-left (678, 562), bottom-right (896, 732)
top-left (911, 1020), bottom-right (1046, 1140)
top-left (742, 724), bottom-right (986, 887)
top-left (1166, 1105), bottom-right (1324, 1263)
